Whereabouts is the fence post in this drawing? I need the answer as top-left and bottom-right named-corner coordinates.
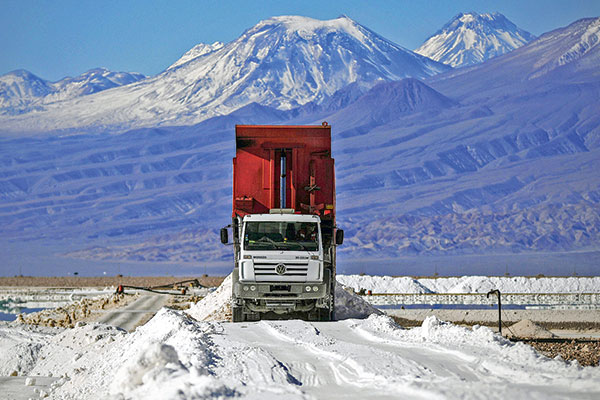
top-left (486, 289), bottom-right (502, 335)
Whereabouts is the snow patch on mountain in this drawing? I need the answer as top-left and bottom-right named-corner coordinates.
top-left (0, 68), bottom-right (146, 115)
top-left (415, 12), bottom-right (535, 67)
top-left (50, 68), bottom-right (146, 99)
top-left (560, 17), bottom-right (600, 65)
top-left (0, 70), bottom-right (54, 112)
top-left (530, 17), bottom-right (600, 78)
top-left (168, 42), bottom-right (224, 70)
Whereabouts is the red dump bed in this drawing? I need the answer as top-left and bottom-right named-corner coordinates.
top-left (233, 124), bottom-right (335, 221)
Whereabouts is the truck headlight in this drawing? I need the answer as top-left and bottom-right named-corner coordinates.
top-left (243, 255), bottom-right (252, 259)
top-left (310, 255), bottom-right (319, 260)
top-left (243, 286), bottom-right (249, 291)
top-left (312, 286), bottom-right (319, 292)
top-left (250, 285), bottom-right (256, 291)
top-left (305, 286), bottom-right (311, 292)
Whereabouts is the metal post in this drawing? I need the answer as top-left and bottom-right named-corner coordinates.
top-left (486, 289), bottom-right (502, 335)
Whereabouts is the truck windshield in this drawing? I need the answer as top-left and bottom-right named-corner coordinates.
top-left (244, 221), bottom-right (319, 251)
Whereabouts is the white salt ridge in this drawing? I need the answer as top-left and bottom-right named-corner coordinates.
top-left (186, 274), bottom-right (232, 321)
top-left (0, 322), bottom-right (60, 376)
top-left (337, 274), bottom-right (600, 294)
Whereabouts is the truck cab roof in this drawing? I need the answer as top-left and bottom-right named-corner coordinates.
top-left (243, 213), bottom-right (321, 223)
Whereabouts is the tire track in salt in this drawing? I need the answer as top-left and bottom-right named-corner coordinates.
top-left (221, 320), bottom-right (438, 399)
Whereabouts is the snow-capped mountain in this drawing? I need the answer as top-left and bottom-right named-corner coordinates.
top-left (0, 15), bottom-right (450, 133)
top-left (167, 41), bottom-right (224, 70)
top-left (0, 68), bottom-right (146, 115)
top-left (0, 70), bottom-right (54, 112)
top-left (430, 17), bottom-right (600, 95)
top-left (51, 68), bottom-right (146, 97)
top-left (415, 12), bottom-right (535, 67)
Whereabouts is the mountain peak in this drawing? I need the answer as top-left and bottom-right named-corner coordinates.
top-left (4, 69), bottom-right (44, 80)
top-left (247, 15), bottom-right (368, 42)
top-left (330, 78), bottom-right (457, 130)
top-left (0, 69), bottom-right (53, 109)
top-left (415, 11), bottom-right (535, 67)
top-left (257, 14), bottom-right (358, 27)
top-left (167, 41), bottom-right (225, 70)
top-left (448, 12), bottom-right (513, 29)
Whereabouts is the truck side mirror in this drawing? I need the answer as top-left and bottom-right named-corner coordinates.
top-left (335, 229), bottom-right (344, 245)
top-left (220, 228), bottom-right (228, 244)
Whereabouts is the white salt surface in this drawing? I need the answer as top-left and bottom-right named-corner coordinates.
top-left (1, 276), bottom-right (600, 399)
top-left (0, 322), bottom-right (61, 376)
top-left (337, 274), bottom-right (600, 294)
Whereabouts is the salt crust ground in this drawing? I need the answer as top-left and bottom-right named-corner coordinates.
top-left (337, 275), bottom-right (600, 294)
top-left (2, 312), bottom-right (600, 399)
top-left (1, 276), bottom-right (599, 399)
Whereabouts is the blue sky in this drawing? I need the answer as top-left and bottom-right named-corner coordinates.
top-left (1, 0), bottom-right (599, 81)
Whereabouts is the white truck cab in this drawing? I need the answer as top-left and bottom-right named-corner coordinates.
top-left (238, 213), bottom-right (323, 283)
top-left (229, 212), bottom-right (333, 320)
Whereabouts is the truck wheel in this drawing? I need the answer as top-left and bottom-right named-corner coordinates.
top-left (232, 306), bottom-right (244, 322)
top-left (320, 307), bottom-right (332, 321)
top-left (308, 308), bottom-right (331, 321)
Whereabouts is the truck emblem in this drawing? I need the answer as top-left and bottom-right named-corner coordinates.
top-left (275, 263), bottom-right (287, 275)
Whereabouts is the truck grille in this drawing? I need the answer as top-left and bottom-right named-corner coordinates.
top-left (253, 262), bottom-right (308, 277)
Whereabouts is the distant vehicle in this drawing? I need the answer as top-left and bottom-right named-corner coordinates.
top-left (221, 123), bottom-right (343, 322)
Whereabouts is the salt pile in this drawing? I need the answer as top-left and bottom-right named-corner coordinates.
top-left (337, 274), bottom-right (600, 294)
top-left (334, 284), bottom-right (382, 319)
top-left (336, 275), bottom-right (433, 294)
top-left (0, 323), bottom-right (59, 376)
top-left (186, 274), bottom-right (232, 321)
top-left (506, 319), bottom-right (556, 339)
top-left (186, 274), bottom-right (380, 321)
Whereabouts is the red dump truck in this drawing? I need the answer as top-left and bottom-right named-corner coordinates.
top-left (220, 123), bottom-right (343, 322)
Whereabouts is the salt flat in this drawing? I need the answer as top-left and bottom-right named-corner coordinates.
top-left (1, 276), bottom-right (599, 399)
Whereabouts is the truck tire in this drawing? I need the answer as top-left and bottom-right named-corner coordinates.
top-left (319, 307), bottom-right (332, 321)
top-left (232, 306), bottom-right (244, 322)
top-left (307, 307), bottom-right (331, 321)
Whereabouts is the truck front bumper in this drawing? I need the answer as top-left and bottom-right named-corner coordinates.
top-left (233, 281), bottom-right (329, 300)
